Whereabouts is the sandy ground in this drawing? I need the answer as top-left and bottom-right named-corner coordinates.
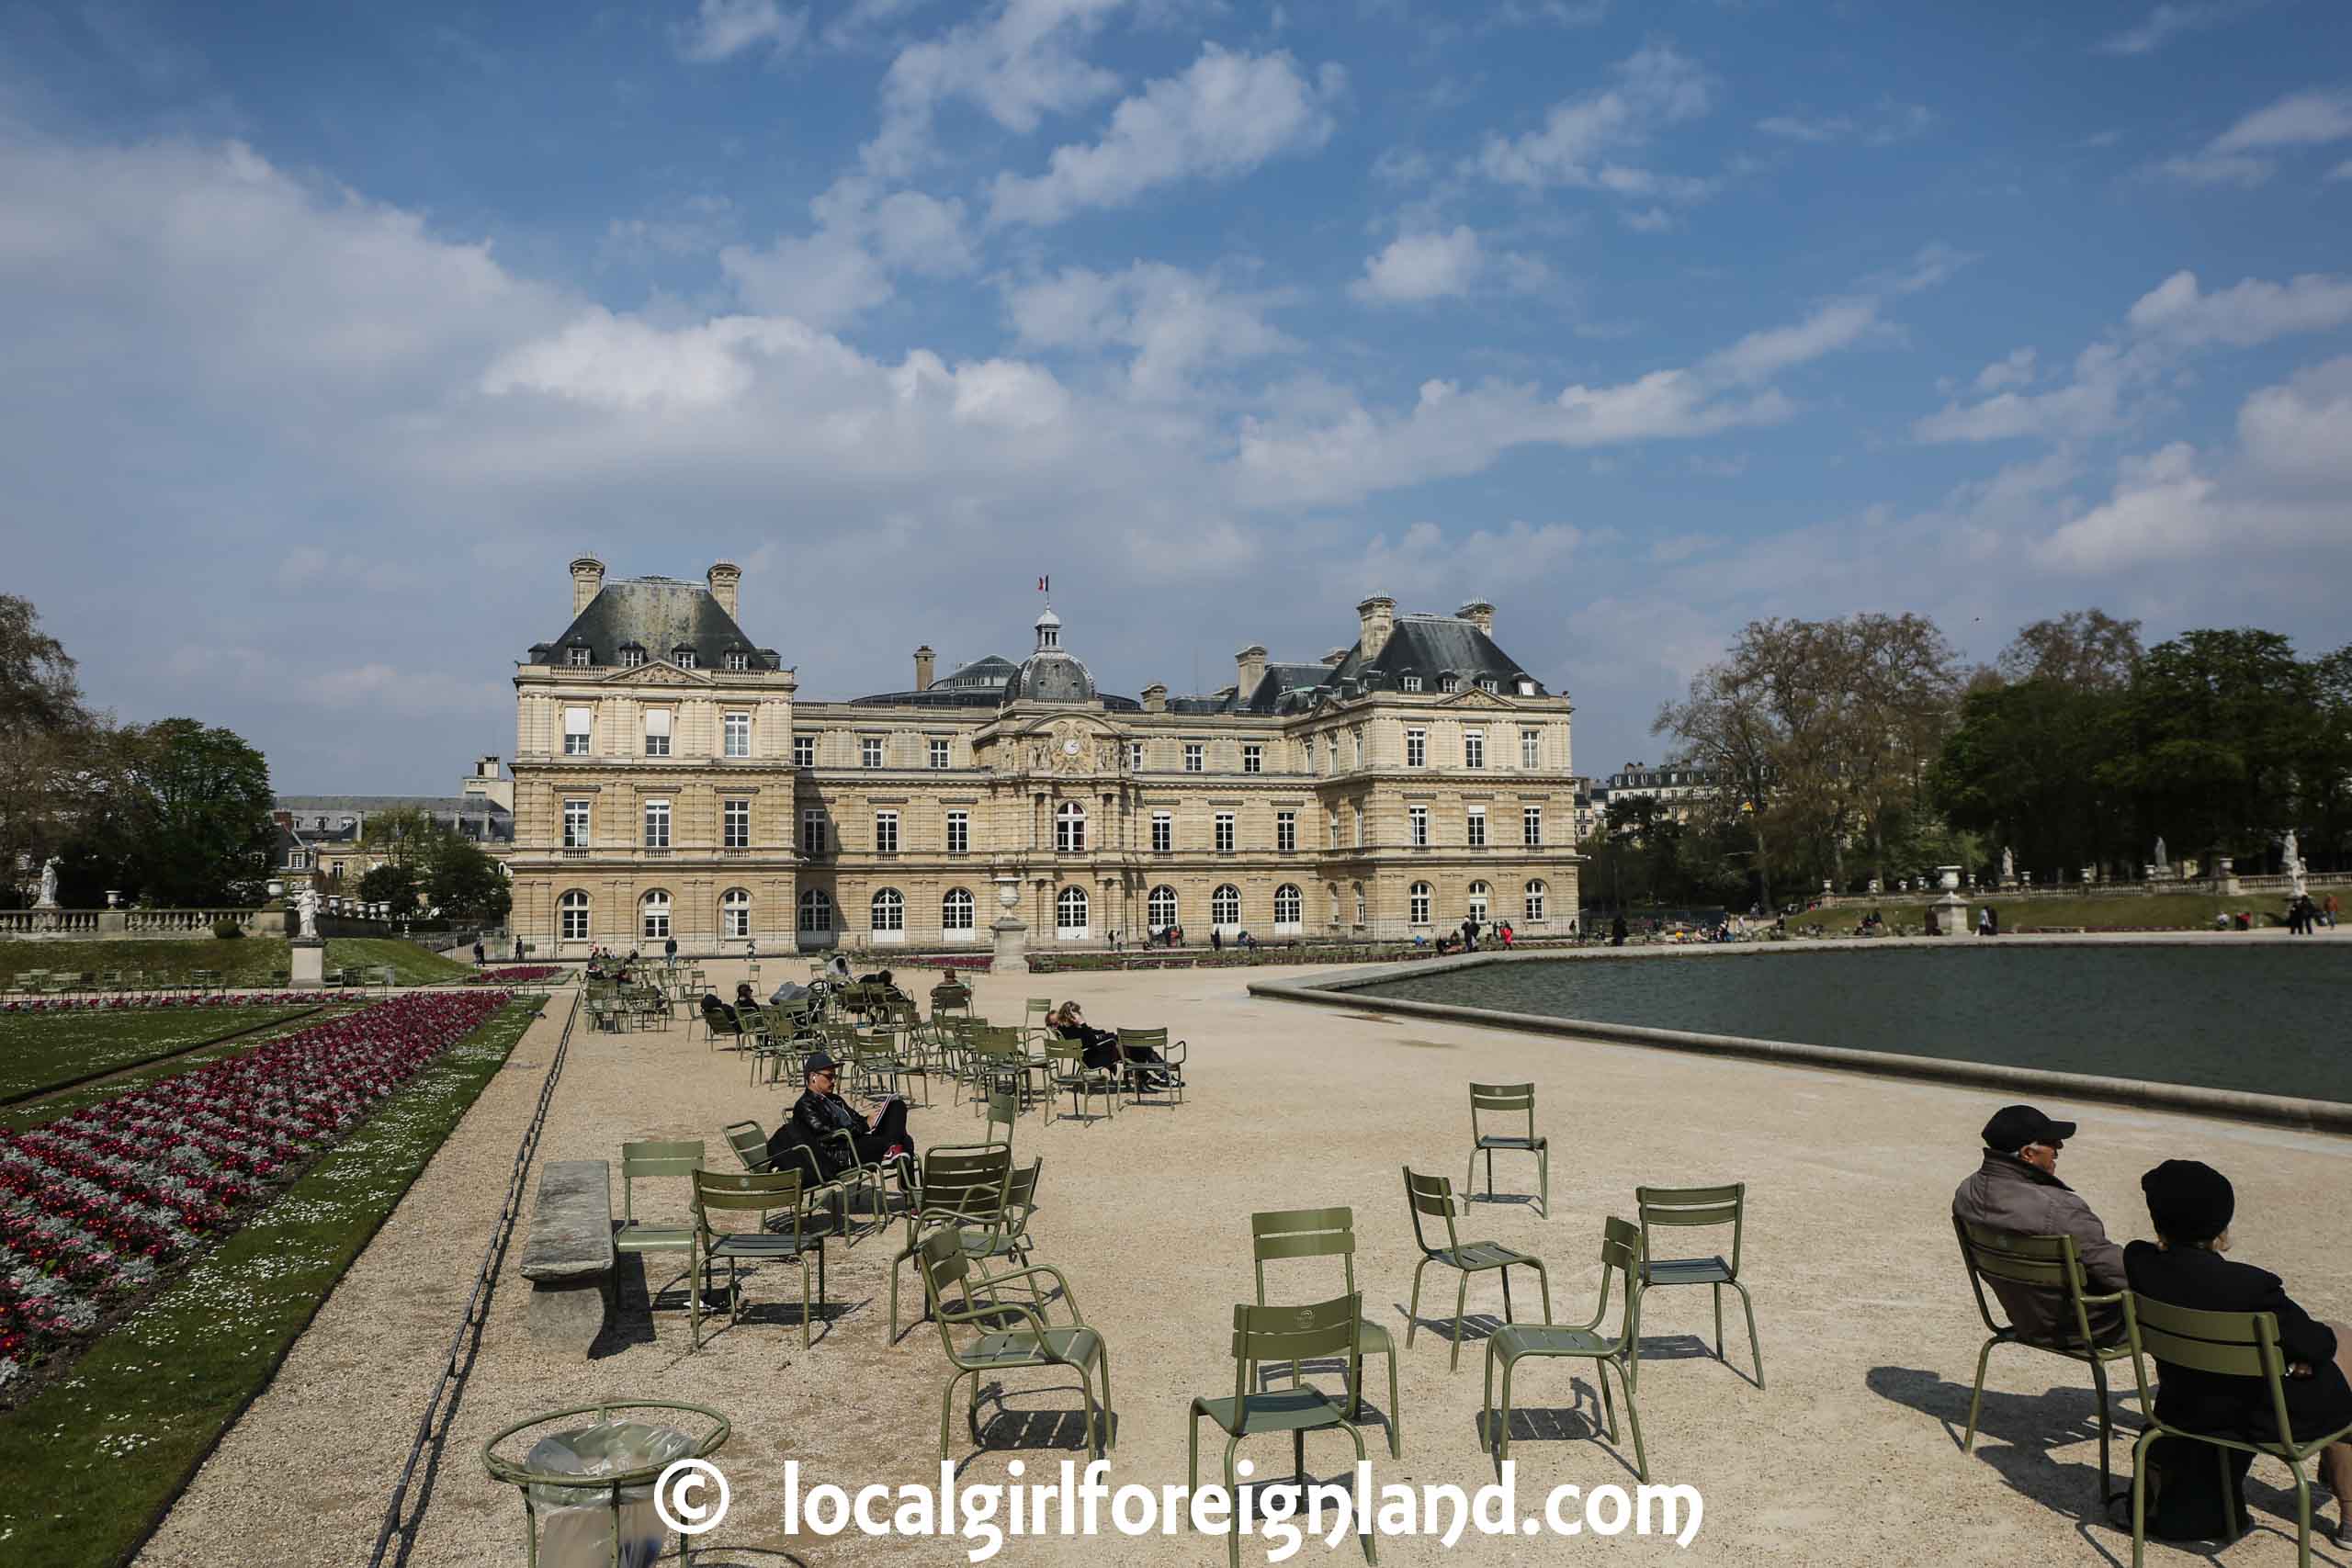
top-left (135, 955), bottom-right (2352, 1568)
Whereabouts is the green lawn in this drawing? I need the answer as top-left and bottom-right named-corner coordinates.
top-left (0, 1004), bottom-right (322, 1102)
top-left (1824, 890), bottom-right (2272, 931)
top-left (0, 995), bottom-right (547, 1568)
top-left (0, 935), bottom-right (477, 990)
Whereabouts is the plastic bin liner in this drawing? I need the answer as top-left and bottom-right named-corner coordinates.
top-left (522, 1420), bottom-right (700, 1568)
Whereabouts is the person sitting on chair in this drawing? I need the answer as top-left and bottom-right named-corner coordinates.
top-left (1048, 1000), bottom-right (1170, 1089)
top-left (788, 1050), bottom-right (910, 1172)
top-left (699, 991), bottom-right (738, 1033)
top-left (2125, 1159), bottom-right (2352, 1543)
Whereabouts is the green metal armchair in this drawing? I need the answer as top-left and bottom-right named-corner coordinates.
top-left (914, 1226), bottom-right (1113, 1462)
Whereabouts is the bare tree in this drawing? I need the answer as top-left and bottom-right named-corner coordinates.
top-left (1654, 660), bottom-right (1784, 909)
top-left (1997, 609), bottom-right (2143, 690)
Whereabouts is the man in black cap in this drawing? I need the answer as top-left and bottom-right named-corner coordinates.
top-left (785, 1051), bottom-right (911, 1178)
top-left (2125, 1159), bottom-right (2352, 1539)
top-left (1952, 1104), bottom-right (2129, 1343)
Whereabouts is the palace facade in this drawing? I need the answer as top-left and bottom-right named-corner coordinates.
top-left (507, 558), bottom-right (1581, 956)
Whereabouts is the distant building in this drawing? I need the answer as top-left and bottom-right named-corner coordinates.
top-left (273, 759), bottom-right (515, 886)
top-left (1589, 761), bottom-right (1720, 828)
top-left (504, 556), bottom-right (1583, 955)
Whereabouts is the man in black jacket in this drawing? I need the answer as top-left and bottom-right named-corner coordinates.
top-left (2124, 1159), bottom-right (2351, 1538)
top-left (786, 1051), bottom-right (910, 1177)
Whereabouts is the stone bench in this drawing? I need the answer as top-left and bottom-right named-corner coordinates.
top-left (519, 1159), bottom-right (616, 1352)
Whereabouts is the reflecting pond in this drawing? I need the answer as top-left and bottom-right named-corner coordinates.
top-left (1349, 944), bottom-right (2352, 1103)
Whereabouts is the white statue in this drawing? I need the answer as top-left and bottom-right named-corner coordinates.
top-left (2284, 829), bottom-right (2306, 896)
top-left (1999, 847), bottom-right (2014, 883)
top-left (36, 856), bottom-right (60, 909)
top-left (2154, 836), bottom-right (2169, 871)
top-left (295, 884), bottom-right (320, 940)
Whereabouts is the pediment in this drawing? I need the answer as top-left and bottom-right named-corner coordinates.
top-left (596, 660), bottom-right (712, 686)
top-left (1439, 686), bottom-right (1510, 709)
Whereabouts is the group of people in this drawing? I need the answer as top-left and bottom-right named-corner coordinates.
top-left (1953, 1104), bottom-right (2350, 1542)
top-left (2286, 892), bottom-right (2337, 933)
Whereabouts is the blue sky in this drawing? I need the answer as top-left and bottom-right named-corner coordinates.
top-left (4, 0), bottom-right (2349, 792)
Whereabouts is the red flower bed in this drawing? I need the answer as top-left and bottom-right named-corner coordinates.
top-left (476, 965), bottom-right (560, 984)
top-left (0, 990), bottom-right (511, 1390)
top-left (1, 992), bottom-right (336, 1013)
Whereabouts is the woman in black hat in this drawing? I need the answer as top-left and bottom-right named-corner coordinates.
top-left (2125, 1158), bottom-right (2352, 1540)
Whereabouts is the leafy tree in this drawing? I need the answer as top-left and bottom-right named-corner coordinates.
top-left (0, 595), bottom-right (95, 906)
top-left (119, 720), bottom-right (277, 906)
top-left (429, 838), bottom-right (511, 924)
top-left (359, 862), bottom-right (422, 917)
top-left (1930, 679), bottom-right (2129, 879)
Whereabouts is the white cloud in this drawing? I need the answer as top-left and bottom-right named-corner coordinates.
top-left (716, 177), bottom-right (974, 328)
top-left (987, 46), bottom-right (1342, 226)
top-left (2334, 159), bottom-right (2352, 181)
top-left (677, 0), bottom-right (806, 62)
top-left (2155, 88), bottom-right (2352, 186)
top-left (1703, 298), bottom-right (1882, 384)
top-left (865, 0), bottom-right (1127, 176)
top-left (1973, 346), bottom-right (2037, 391)
top-left (1349, 226), bottom-right (1484, 303)
top-left (2234, 355), bottom-right (2352, 484)
top-left (1005, 261), bottom-right (1293, 394)
top-left (1756, 100), bottom-right (1932, 147)
top-left (2124, 268), bottom-right (2352, 345)
top-left (1475, 44), bottom-right (1713, 194)
top-left (2033, 444), bottom-right (2220, 570)
top-left (2095, 2), bottom-right (2240, 57)
top-left (1619, 207), bottom-right (1674, 233)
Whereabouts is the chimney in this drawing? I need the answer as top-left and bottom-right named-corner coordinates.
top-left (1320, 647), bottom-right (1350, 667)
top-left (1235, 644), bottom-right (1268, 698)
top-left (570, 555), bottom-right (606, 615)
top-left (913, 646), bottom-right (935, 692)
top-left (1142, 682), bottom-right (1168, 714)
top-left (1457, 599), bottom-right (1496, 637)
top-left (1355, 595), bottom-right (1396, 660)
top-left (478, 755), bottom-right (501, 779)
top-left (707, 559), bottom-right (741, 617)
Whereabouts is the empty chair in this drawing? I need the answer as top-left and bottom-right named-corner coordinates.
top-left (1483, 1217), bottom-right (1647, 1480)
top-left (1466, 1082), bottom-right (1548, 1219)
top-left (1250, 1207), bottom-right (1403, 1456)
top-left (614, 1140), bottom-right (704, 1302)
top-left (915, 1226), bottom-right (1112, 1463)
top-left (689, 1167), bottom-right (833, 1350)
top-left (1402, 1168), bottom-right (1551, 1371)
top-left (1634, 1183), bottom-right (1763, 1389)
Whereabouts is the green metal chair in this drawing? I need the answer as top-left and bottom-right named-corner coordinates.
top-left (1953, 1217), bottom-right (2132, 1505)
top-left (720, 1120), bottom-right (774, 1174)
top-left (1467, 1083), bottom-right (1548, 1218)
top-left (888, 1144), bottom-right (1014, 1343)
top-left (615, 1140), bottom-right (703, 1303)
top-left (1044, 1038), bottom-right (1118, 1124)
top-left (1483, 1217), bottom-right (1647, 1479)
top-left (1114, 1026), bottom-right (1188, 1104)
top-left (1189, 1294), bottom-right (1379, 1568)
top-left (2123, 1294), bottom-right (2352, 1568)
top-left (1635, 1182), bottom-right (1764, 1389)
top-left (1250, 1207), bottom-right (1402, 1456)
top-left (915, 1226), bottom-right (1112, 1462)
top-left (688, 1167), bottom-right (831, 1350)
top-left (1402, 1167), bottom-right (1551, 1370)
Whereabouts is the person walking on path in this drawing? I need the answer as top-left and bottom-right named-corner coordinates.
top-left (664, 934), bottom-right (678, 964)
top-left (472, 940), bottom-right (485, 967)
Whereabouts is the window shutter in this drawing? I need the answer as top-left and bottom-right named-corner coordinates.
top-left (644, 709), bottom-right (673, 738)
top-left (563, 706), bottom-right (592, 734)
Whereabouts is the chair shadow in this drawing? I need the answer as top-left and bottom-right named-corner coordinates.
top-left (1464, 1190), bottom-right (1541, 1211)
top-left (1395, 1302), bottom-right (1521, 1351)
top-left (1473, 1382), bottom-right (1646, 1483)
top-left (1869, 1364), bottom-right (2154, 1537)
top-left (1251, 1359), bottom-right (1396, 1443)
top-left (952, 1385), bottom-right (1119, 1479)
top-left (1630, 1330), bottom-right (1763, 1390)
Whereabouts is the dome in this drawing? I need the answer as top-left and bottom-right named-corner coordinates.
top-left (1004, 649), bottom-right (1096, 704)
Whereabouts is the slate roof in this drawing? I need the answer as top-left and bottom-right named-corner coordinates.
top-left (1176, 612), bottom-right (1547, 715)
top-left (845, 652), bottom-right (1141, 710)
top-left (524, 577), bottom-right (780, 670)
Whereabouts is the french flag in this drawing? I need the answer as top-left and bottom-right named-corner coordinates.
top-left (1037, 575), bottom-right (1050, 592)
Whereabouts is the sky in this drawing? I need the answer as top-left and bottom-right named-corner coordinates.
top-left (3, 0), bottom-right (2349, 794)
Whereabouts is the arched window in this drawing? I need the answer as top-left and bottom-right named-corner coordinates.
top-left (559, 890), bottom-right (591, 942)
top-left (721, 887), bottom-right (751, 939)
top-left (1523, 879), bottom-right (1547, 921)
top-left (1148, 886), bottom-right (1179, 931)
top-left (797, 887), bottom-right (833, 932)
top-left (1056, 801), bottom-right (1087, 853)
top-left (1467, 881), bottom-right (1490, 923)
top-left (1408, 882), bottom-right (1432, 925)
top-left (942, 887), bottom-right (976, 931)
top-left (870, 887), bottom-right (905, 932)
top-left (639, 889), bottom-right (671, 940)
top-left (1211, 884), bottom-right (1241, 926)
top-left (1352, 882), bottom-right (1366, 926)
top-left (1272, 884), bottom-right (1302, 930)
top-left (1056, 885), bottom-right (1089, 934)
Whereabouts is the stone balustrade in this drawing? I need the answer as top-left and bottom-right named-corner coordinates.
top-left (0, 908), bottom-right (309, 941)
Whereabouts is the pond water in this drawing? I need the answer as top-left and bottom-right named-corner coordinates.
top-left (1349, 944), bottom-right (2352, 1104)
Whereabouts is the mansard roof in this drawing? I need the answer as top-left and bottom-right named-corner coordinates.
top-left (1175, 611), bottom-right (1548, 715)
top-left (525, 576), bottom-right (779, 670)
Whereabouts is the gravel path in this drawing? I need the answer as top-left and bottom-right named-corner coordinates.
top-left (139, 958), bottom-right (2351, 1567)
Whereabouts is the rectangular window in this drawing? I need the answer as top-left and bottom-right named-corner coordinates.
top-left (562, 799), bottom-right (590, 848)
top-left (793, 735), bottom-right (815, 768)
top-left (1409, 806), bottom-right (1429, 847)
top-left (930, 739), bottom-right (950, 770)
top-left (1352, 804), bottom-right (1364, 848)
top-left (862, 737), bottom-right (884, 768)
top-left (799, 807), bottom-right (825, 855)
top-left (642, 800), bottom-right (670, 849)
top-left (674, 649), bottom-right (696, 670)
top-left (1523, 807), bottom-right (1543, 847)
top-left (723, 798), bottom-right (750, 849)
top-left (1215, 812), bottom-right (1235, 853)
top-left (288, 849), bottom-right (309, 869)
top-left (1128, 741), bottom-right (1144, 771)
top-left (620, 648), bottom-right (646, 669)
top-left (875, 810), bottom-right (899, 853)
top-left (1184, 743), bottom-right (1204, 773)
top-left (1467, 807), bottom-right (1487, 848)
top-left (1326, 807), bottom-right (1340, 849)
top-left (1479, 677), bottom-right (1498, 694)
top-left (1406, 728), bottom-right (1426, 768)
top-left (724, 649), bottom-right (749, 671)
top-left (1276, 811), bottom-right (1295, 852)
top-left (563, 706), bottom-right (592, 756)
top-left (1242, 743), bottom-right (1262, 774)
top-left (644, 709), bottom-right (672, 758)
top-left (1521, 728), bottom-right (1542, 769)
top-left (945, 810), bottom-right (969, 854)
top-left (1464, 729), bottom-right (1486, 769)
top-left (1402, 674), bottom-right (1421, 693)
top-left (566, 646), bottom-right (590, 668)
top-left (1325, 738), bottom-right (1338, 773)
top-left (1152, 812), bottom-right (1172, 853)
top-left (723, 712), bottom-right (750, 759)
